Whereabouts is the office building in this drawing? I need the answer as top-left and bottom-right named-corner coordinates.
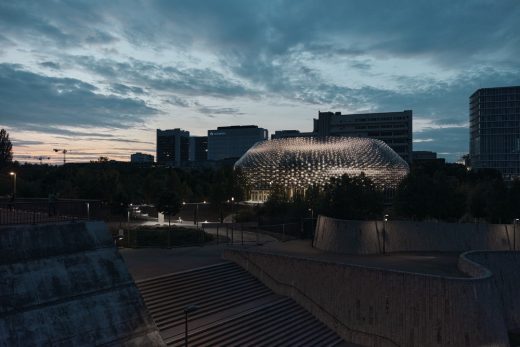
top-left (207, 125), bottom-right (268, 161)
top-left (156, 128), bottom-right (190, 167)
top-left (470, 86), bottom-right (520, 180)
top-left (412, 151), bottom-right (445, 165)
top-left (314, 110), bottom-right (413, 163)
top-left (189, 136), bottom-right (208, 161)
top-left (130, 152), bottom-right (154, 163)
top-left (271, 130), bottom-right (315, 139)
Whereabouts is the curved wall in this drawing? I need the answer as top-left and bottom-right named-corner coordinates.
top-left (314, 215), bottom-right (515, 254)
top-left (460, 251), bottom-right (520, 332)
top-left (224, 249), bottom-right (510, 347)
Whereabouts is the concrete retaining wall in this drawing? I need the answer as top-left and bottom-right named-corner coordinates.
top-left (224, 249), bottom-right (510, 347)
top-left (460, 251), bottom-right (520, 332)
top-left (314, 215), bottom-right (515, 254)
top-left (0, 221), bottom-right (164, 346)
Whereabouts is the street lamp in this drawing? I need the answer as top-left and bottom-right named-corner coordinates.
top-left (514, 218), bottom-right (519, 251)
top-left (182, 201), bottom-right (208, 227)
top-left (9, 172), bottom-right (16, 199)
top-left (184, 304), bottom-right (199, 347)
top-left (383, 214), bottom-right (389, 254)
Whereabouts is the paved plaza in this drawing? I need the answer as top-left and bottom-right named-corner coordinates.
top-left (120, 231), bottom-right (465, 281)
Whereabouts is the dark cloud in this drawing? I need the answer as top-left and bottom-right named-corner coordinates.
top-left (350, 60), bottom-right (372, 71)
top-left (165, 95), bottom-right (192, 108)
top-left (11, 139), bottom-right (45, 147)
top-left (198, 106), bottom-right (244, 116)
top-left (0, 64), bottom-right (157, 131)
top-left (39, 61), bottom-right (61, 70)
top-left (3, 1), bottom-right (519, 69)
top-left (0, 1), bottom-right (118, 47)
top-left (1, 0), bottom-right (519, 162)
top-left (69, 56), bottom-right (251, 98)
top-left (110, 83), bottom-right (145, 95)
top-left (83, 137), bottom-right (154, 145)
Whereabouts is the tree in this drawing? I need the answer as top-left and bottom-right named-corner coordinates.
top-left (0, 129), bottom-right (13, 167)
top-left (156, 191), bottom-right (182, 228)
top-left (320, 173), bottom-right (384, 220)
top-left (393, 170), bottom-right (466, 221)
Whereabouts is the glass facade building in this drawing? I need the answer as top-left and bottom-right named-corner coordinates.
top-left (235, 137), bottom-right (409, 202)
top-left (314, 110), bottom-right (413, 163)
top-left (207, 125), bottom-right (268, 161)
top-left (470, 86), bottom-right (520, 180)
top-left (189, 136), bottom-right (208, 162)
top-left (156, 128), bottom-right (190, 167)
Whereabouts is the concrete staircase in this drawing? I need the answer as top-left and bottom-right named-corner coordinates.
top-left (137, 262), bottom-right (346, 346)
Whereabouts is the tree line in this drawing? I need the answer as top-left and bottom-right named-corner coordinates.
top-left (2, 128), bottom-right (519, 224)
top-left (254, 161), bottom-right (520, 224)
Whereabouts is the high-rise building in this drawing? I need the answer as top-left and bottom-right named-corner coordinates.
top-left (271, 130), bottom-right (315, 139)
top-left (470, 86), bottom-right (520, 179)
top-left (314, 110), bottom-right (413, 163)
top-left (189, 136), bottom-right (208, 161)
top-left (130, 152), bottom-right (154, 163)
top-left (207, 125), bottom-right (268, 161)
top-left (156, 128), bottom-right (190, 167)
top-left (412, 151), bottom-right (445, 165)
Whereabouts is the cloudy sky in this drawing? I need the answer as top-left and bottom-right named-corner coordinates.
top-left (0, 0), bottom-right (519, 163)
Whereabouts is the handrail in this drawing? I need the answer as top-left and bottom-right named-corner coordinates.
top-left (228, 250), bottom-right (400, 347)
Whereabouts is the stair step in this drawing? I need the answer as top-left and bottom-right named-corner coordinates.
top-left (198, 300), bottom-right (303, 347)
top-left (244, 310), bottom-right (317, 347)
top-left (138, 263), bottom-right (238, 292)
top-left (137, 262), bottom-right (345, 346)
top-left (225, 304), bottom-right (309, 346)
top-left (151, 283), bottom-right (269, 321)
top-left (156, 289), bottom-right (273, 330)
top-left (145, 276), bottom-right (261, 310)
top-left (273, 317), bottom-right (330, 346)
top-left (164, 298), bottom-right (293, 346)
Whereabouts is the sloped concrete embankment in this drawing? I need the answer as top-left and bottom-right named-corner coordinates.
top-left (224, 249), bottom-right (510, 347)
top-left (0, 221), bottom-right (164, 346)
top-left (314, 215), bottom-right (515, 254)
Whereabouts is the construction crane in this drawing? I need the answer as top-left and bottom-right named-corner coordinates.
top-left (53, 148), bottom-right (68, 165)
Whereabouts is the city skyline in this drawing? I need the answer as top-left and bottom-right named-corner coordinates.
top-left (1, 1), bottom-right (519, 163)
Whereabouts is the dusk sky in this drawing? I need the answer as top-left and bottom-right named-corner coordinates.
top-left (1, 0), bottom-right (519, 163)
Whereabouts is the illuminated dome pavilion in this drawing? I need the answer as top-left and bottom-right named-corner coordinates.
top-left (234, 137), bottom-right (409, 202)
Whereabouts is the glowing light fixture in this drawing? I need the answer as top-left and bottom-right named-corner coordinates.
top-left (235, 137), bottom-right (409, 201)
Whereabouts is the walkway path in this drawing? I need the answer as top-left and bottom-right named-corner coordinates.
top-left (121, 238), bottom-right (466, 282)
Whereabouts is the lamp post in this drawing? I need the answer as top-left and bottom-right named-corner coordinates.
top-left (183, 201), bottom-right (208, 227)
top-left (184, 304), bottom-right (199, 347)
top-left (383, 214), bottom-right (389, 254)
top-left (513, 218), bottom-right (520, 251)
top-left (231, 197), bottom-right (235, 223)
top-left (9, 172), bottom-right (16, 199)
